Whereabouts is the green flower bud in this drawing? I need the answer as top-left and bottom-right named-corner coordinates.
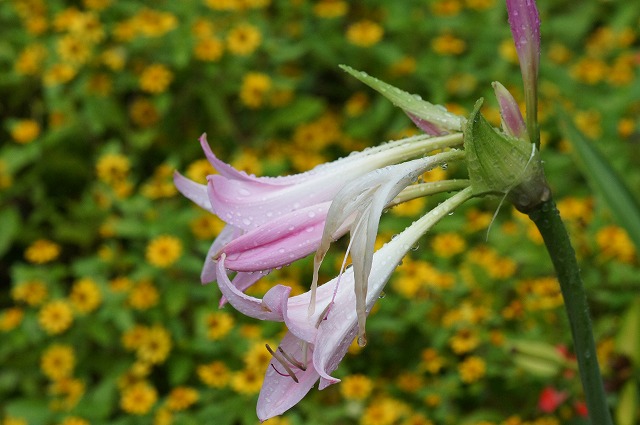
top-left (464, 98), bottom-right (550, 212)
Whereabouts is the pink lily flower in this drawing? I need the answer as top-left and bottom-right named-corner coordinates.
top-left (174, 133), bottom-right (463, 286)
top-left (216, 187), bottom-right (474, 421)
top-left (309, 149), bottom-right (466, 346)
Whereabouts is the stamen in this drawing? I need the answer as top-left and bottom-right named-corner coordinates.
top-left (265, 344), bottom-right (299, 383)
top-left (270, 364), bottom-right (293, 378)
top-left (278, 347), bottom-right (307, 371)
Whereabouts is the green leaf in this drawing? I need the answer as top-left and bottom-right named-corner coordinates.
top-left (558, 106), bottom-right (640, 252)
top-left (0, 206), bottom-right (20, 257)
top-left (616, 381), bottom-right (638, 425)
top-left (4, 399), bottom-right (51, 425)
top-left (615, 297), bottom-right (640, 365)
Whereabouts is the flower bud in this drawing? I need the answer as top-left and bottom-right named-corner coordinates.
top-left (464, 98), bottom-right (549, 212)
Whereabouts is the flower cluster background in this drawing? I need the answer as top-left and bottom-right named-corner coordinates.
top-left (1, 0), bottom-right (639, 424)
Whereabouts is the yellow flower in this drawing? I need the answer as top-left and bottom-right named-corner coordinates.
top-left (44, 63), bottom-right (77, 86)
top-left (340, 374), bottom-right (373, 400)
top-left (243, 341), bottom-right (274, 371)
top-left (571, 57), bottom-right (608, 85)
top-left (11, 119), bottom-right (40, 144)
top-left (420, 348), bottom-right (444, 374)
top-left (389, 56), bottom-right (417, 76)
top-left (194, 37), bottom-right (224, 62)
top-left (431, 233), bottom-right (466, 258)
top-left (128, 280), bottom-right (160, 310)
top-left (206, 311), bottom-right (235, 340)
top-left (240, 72), bottom-right (272, 108)
top-left (146, 235), bottom-right (182, 268)
top-left (432, 33), bottom-right (466, 55)
top-left (2, 417), bottom-right (28, 425)
top-left (346, 20), bottom-right (383, 47)
top-left (12, 280), bottom-right (48, 306)
top-left (465, 0), bottom-right (495, 10)
top-left (431, 0), bottom-right (463, 16)
top-left (120, 381), bottom-right (158, 415)
top-left (596, 225), bottom-right (636, 263)
top-left (41, 344), bottom-right (75, 380)
top-left (38, 300), bottom-right (74, 334)
top-left (0, 160), bottom-right (12, 189)
top-left (83, 0), bottom-right (111, 10)
top-left (49, 377), bottom-right (85, 411)
top-left (122, 325), bottom-right (150, 351)
top-left (227, 24), bottom-right (262, 55)
top-left (402, 413), bottom-right (433, 425)
top-left (361, 397), bottom-right (404, 425)
top-left (198, 361), bottom-right (231, 388)
top-left (15, 43), bottom-right (48, 75)
top-left (154, 408), bottom-right (172, 425)
top-left (87, 73), bottom-right (112, 96)
top-left (139, 64), bottom-right (173, 94)
top-left (133, 9), bottom-right (177, 38)
top-left (56, 35), bottom-right (91, 65)
top-left (0, 308), bottom-right (24, 332)
top-left (101, 47), bottom-right (126, 71)
top-left (136, 325), bottom-right (172, 364)
top-left (166, 386), bottom-right (199, 411)
top-left (231, 368), bottom-right (263, 394)
top-left (191, 18), bottom-right (215, 38)
top-left (129, 97), bottom-right (160, 128)
top-left (70, 278), bottom-right (102, 314)
top-left (25, 239), bottom-right (60, 264)
top-left (59, 417), bottom-right (90, 425)
top-left (109, 276), bottom-right (133, 293)
top-left (498, 39), bottom-right (518, 63)
top-left (458, 356), bottom-right (486, 383)
top-left (449, 328), bottom-right (480, 354)
top-left (313, 0), bottom-right (348, 18)
top-left (424, 393), bottom-right (441, 407)
top-left (96, 153), bottom-right (130, 184)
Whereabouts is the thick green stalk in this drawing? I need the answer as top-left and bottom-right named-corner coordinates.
top-left (527, 199), bottom-right (612, 425)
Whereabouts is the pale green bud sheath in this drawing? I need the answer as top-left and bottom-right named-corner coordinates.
top-left (463, 98), bottom-right (549, 213)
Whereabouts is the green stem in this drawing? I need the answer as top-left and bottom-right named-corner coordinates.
top-left (527, 198), bottom-right (612, 425)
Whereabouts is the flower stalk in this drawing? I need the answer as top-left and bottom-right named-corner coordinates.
top-left (528, 199), bottom-right (613, 425)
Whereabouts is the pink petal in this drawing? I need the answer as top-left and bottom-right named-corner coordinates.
top-left (173, 171), bottom-right (212, 212)
top-left (218, 271), bottom-right (269, 307)
top-left (200, 225), bottom-right (243, 284)
top-left (222, 203), bottom-right (330, 271)
top-left (216, 256), bottom-right (285, 321)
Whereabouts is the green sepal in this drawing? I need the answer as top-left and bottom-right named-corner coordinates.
top-left (464, 98), bottom-right (549, 212)
top-left (339, 64), bottom-right (464, 132)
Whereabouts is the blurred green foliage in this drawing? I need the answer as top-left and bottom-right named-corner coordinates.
top-left (1, 0), bottom-right (639, 425)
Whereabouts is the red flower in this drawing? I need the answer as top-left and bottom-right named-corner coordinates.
top-left (538, 386), bottom-right (568, 413)
top-left (574, 400), bottom-right (589, 417)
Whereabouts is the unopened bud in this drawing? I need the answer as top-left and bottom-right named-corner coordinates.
top-left (464, 98), bottom-right (549, 212)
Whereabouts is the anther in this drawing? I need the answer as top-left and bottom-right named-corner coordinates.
top-left (278, 346), bottom-right (306, 371)
top-left (266, 344), bottom-right (299, 383)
